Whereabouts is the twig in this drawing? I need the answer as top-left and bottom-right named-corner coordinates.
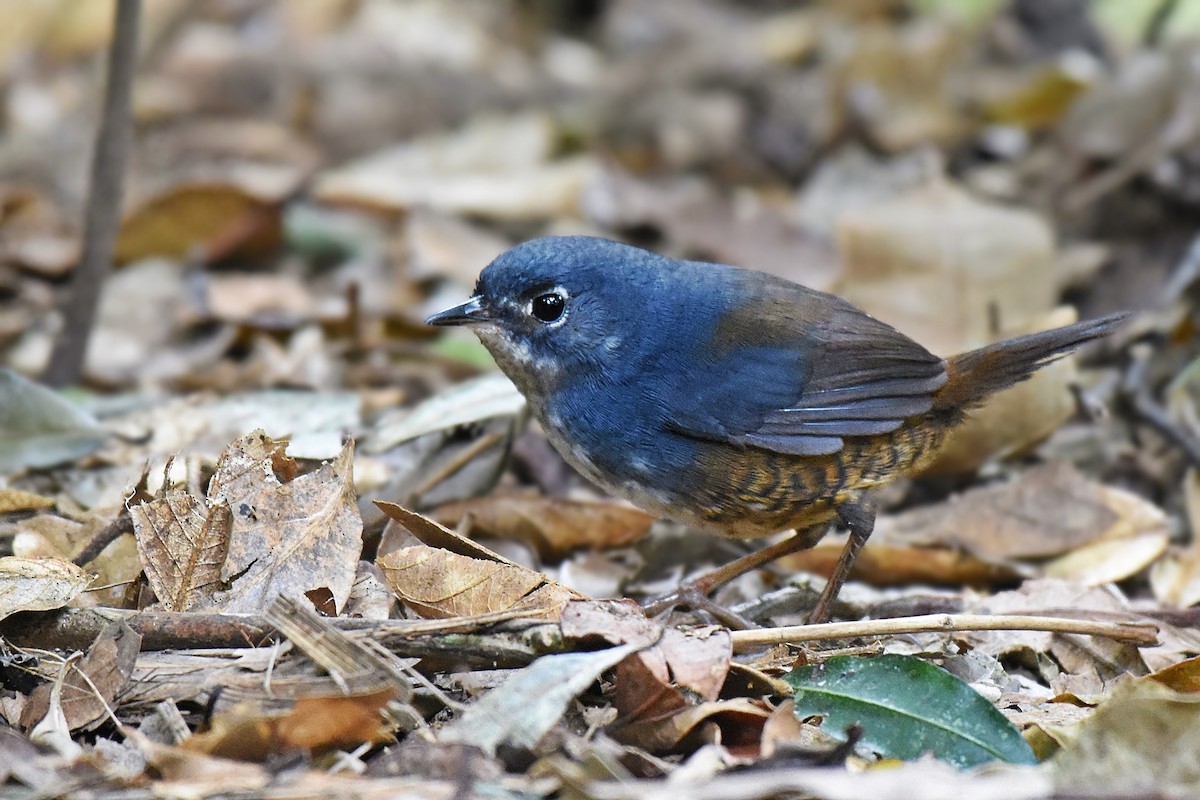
top-left (1122, 344), bottom-right (1200, 469)
top-left (0, 607), bottom-right (562, 667)
top-left (72, 510), bottom-right (134, 566)
top-left (43, 0), bottom-right (141, 387)
top-left (729, 613), bottom-right (1160, 651)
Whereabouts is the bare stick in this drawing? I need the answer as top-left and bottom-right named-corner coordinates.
top-left (729, 613), bottom-right (1160, 651)
top-left (43, 0), bottom-right (141, 387)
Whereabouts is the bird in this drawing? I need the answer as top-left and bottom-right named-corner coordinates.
top-left (426, 235), bottom-right (1127, 624)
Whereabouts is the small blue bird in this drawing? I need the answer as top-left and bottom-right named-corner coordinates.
top-left (427, 236), bottom-right (1126, 623)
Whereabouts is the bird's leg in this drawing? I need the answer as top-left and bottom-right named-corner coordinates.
top-left (807, 497), bottom-right (877, 624)
top-left (642, 523), bottom-right (829, 623)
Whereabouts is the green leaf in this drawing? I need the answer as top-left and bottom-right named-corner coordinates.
top-left (785, 653), bottom-right (1037, 769)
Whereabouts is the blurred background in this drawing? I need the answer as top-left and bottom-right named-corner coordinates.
top-left (2, 0), bottom-right (1200, 603)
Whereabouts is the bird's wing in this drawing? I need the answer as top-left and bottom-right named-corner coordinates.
top-left (664, 279), bottom-right (947, 456)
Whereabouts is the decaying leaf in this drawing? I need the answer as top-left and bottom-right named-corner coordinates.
top-left (875, 462), bottom-right (1168, 573)
top-left (375, 501), bottom-right (582, 619)
top-left (213, 433), bottom-right (362, 614)
top-left (132, 485), bottom-right (232, 612)
top-left (21, 621), bottom-right (141, 732)
top-left (431, 494), bottom-right (654, 560)
top-left (0, 488), bottom-right (55, 514)
top-left (0, 556), bottom-right (92, 621)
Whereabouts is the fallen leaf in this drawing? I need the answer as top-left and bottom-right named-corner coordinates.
top-left (21, 620), bottom-right (141, 732)
top-left (0, 368), bottom-right (107, 473)
top-left (0, 488), bottom-right (55, 514)
top-left (440, 644), bottom-right (640, 756)
top-left (212, 433), bottom-right (362, 614)
top-left (1146, 654), bottom-right (1200, 693)
top-left (0, 556), bottom-right (92, 620)
top-left (132, 486), bottom-right (232, 612)
top-left (1151, 470), bottom-right (1200, 607)
top-left (613, 697), bottom-right (772, 757)
top-left (114, 183), bottom-right (283, 266)
top-left (1051, 680), bottom-right (1200, 796)
top-left (431, 494), bottom-right (654, 560)
top-left (874, 462), bottom-right (1165, 567)
top-left (184, 689), bottom-right (397, 760)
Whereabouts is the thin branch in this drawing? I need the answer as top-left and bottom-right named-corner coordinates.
top-left (43, 0), bottom-right (141, 387)
top-left (729, 613), bottom-right (1160, 651)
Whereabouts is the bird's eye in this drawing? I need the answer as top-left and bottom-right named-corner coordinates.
top-left (530, 291), bottom-right (566, 323)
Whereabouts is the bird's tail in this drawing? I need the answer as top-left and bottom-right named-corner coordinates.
top-left (932, 312), bottom-right (1129, 411)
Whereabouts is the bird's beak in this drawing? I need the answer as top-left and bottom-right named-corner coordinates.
top-left (426, 296), bottom-right (488, 327)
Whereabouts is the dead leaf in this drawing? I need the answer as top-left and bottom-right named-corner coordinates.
top-left (1152, 470), bottom-right (1200, 607)
top-left (0, 488), bottom-right (55, 514)
top-left (184, 689), bottom-right (397, 760)
top-left (0, 368), bottom-right (107, 473)
top-left (432, 494), bottom-right (654, 560)
top-left (132, 486), bottom-right (232, 612)
top-left (0, 556), bottom-right (92, 620)
top-left (377, 544), bottom-right (578, 619)
top-left (612, 697), bottom-right (771, 756)
top-left (21, 620), bottom-right (141, 732)
top-left (780, 539), bottom-right (1023, 588)
top-left (213, 433), bottom-right (362, 614)
top-left (1051, 680), bottom-right (1200, 796)
top-left (1146, 655), bottom-right (1200, 693)
top-left (873, 462), bottom-right (1166, 570)
top-left (114, 183), bottom-right (283, 266)
top-left (440, 644), bottom-right (640, 756)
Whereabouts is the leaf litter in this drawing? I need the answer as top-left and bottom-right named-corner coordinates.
top-left (2, 1), bottom-right (1200, 798)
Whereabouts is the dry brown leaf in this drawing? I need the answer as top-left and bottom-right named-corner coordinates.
top-left (612, 697), bottom-right (771, 756)
top-left (375, 501), bottom-right (582, 619)
top-left (779, 539), bottom-right (1023, 588)
top-left (0, 488), bottom-right (55, 514)
top-left (213, 433), bottom-right (362, 615)
top-left (114, 183), bottom-right (283, 266)
top-left (20, 621), bottom-right (141, 732)
top-left (377, 545), bottom-right (576, 619)
top-left (0, 556), bottom-right (92, 620)
top-left (204, 273), bottom-right (319, 325)
top-left (131, 488), bottom-right (232, 612)
top-left (431, 494), bottom-right (654, 560)
top-left (1152, 470), bottom-right (1200, 607)
top-left (183, 689), bottom-right (397, 760)
top-left (1146, 655), bottom-right (1200, 693)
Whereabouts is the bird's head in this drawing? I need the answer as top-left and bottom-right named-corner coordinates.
top-left (426, 236), bottom-right (667, 394)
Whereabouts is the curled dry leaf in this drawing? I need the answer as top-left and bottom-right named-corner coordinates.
top-left (0, 488), bottom-right (55, 514)
top-left (431, 494), bottom-right (654, 560)
top-left (375, 501), bottom-right (582, 619)
top-left (0, 556), bottom-right (92, 621)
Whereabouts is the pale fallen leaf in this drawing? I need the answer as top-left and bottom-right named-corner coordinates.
top-left (0, 488), bottom-right (55, 514)
top-left (1051, 681), bottom-right (1200, 796)
top-left (440, 644), bottom-right (640, 756)
top-left (314, 112), bottom-right (599, 220)
top-left (0, 368), bottom-right (107, 473)
top-left (874, 462), bottom-right (1163, 568)
top-left (1151, 470), bottom-right (1200, 607)
top-left (0, 556), bottom-right (92, 621)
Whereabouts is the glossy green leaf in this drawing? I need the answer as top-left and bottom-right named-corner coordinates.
top-left (785, 653), bottom-right (1037, 769)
